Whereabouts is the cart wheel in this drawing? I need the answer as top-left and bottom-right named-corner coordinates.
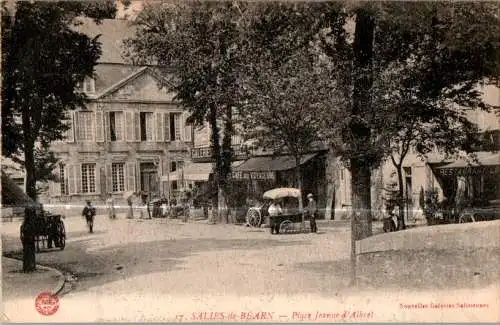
top-left (57, 221), bottom-right (66, 250)
top-left (279, 220), bottom-right (293, 233)
top-left (247, 209), bottom-right (262, 228)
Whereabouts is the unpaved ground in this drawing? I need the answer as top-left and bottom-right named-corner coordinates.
top-left (2, 217), bottom-right (499, 322)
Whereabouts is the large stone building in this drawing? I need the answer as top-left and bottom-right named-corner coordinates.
top-left (46, 18), bottom-right (194, 205)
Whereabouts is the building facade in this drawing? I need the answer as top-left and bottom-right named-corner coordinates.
top-left (45, 19), bottom-right (193, 205)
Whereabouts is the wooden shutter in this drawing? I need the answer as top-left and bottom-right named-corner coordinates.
top-left (125, 112), bottom-right (134, 142)
top-left (49, 181), bottom-right (60, 197)
top-left (65, 112), bottom-right (75, 142)
top-left (95, 111), bottom-right (104, 142)
top-left (106, 164), bottom-right (112, 194)
top-left (68, 165), bottom-right (76, 194)
top-left (94, 164), bottom-right (101, 194)
top-left (121, 112), bottom-right (126, 141)
top-left (164, 113), bottom-right (171, 142)
top-left (75, 164), bottom-right (82, 194)
top-left (53, 180), bottom-right (61, 197)
top-left (155, 112), bottom-right (164, 142)
top-left (183, 112), bottom-right (192, 142)
top-left (126, 163), bottom-right (136, 192)
top-left (134, 112), bottom-right (141, 142)
top-left (104, 111), bottom-right (110, 141)
top-left (73, 111), bottom-right (80, 142)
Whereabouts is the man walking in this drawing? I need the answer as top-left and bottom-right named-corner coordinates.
top-left (82, 200), bottom-right (96, 233)
top-left (306, 193), bottom-right (318, 233)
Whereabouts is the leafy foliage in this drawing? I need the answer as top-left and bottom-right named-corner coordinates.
top-left (1, 1), bottom-right (116, 198)
top-left (125, 1), bottom-right (250, 220)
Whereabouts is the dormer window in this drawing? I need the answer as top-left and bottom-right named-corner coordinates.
top-left (77, 77), bottom-right (95, 94)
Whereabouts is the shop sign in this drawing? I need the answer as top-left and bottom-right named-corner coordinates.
top-left (439, 165), bottom-right (500, 176)
top-left (230, 171), bottom-right (275, 180)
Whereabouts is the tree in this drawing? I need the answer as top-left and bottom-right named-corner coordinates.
top-left (125, 1), bottom-right (248, 223)
top-left (316, 2), bottom-right (500, 240)
top-left (2, 0), bottom-right (117, 273)
top-left (2, 1), bottom-right (117, 200)
top-left (367, 2), bottom-right (500, 230)
top-left (239, 50), bottom-right (338, 215)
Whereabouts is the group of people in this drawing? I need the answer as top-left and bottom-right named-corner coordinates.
top-left (268, 193), bottom-right (318, 233)
top-left (81, 193), bottom-right (177, 233)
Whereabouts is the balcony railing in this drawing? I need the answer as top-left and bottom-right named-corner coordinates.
top-left (191, 145), bottom-right (248, 161)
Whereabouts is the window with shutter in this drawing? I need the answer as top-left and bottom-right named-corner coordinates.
top-left (95, 111), bottom-right (104, 142)
top-left (126, 163), bottom-right (136, 192)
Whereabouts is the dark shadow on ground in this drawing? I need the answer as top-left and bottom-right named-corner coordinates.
top-left (3, 234), bottom-right (309, 297)
top-left (295, 247), bottom-right (500, 292)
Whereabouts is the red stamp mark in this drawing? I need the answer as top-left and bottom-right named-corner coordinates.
top-left (35, 292), bottom-right (59, 316)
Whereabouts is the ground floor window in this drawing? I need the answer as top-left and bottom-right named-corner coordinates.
top-left (59, 164), bottom-right (68, 195)
top-left (112, 163), bottom-right (125, 192)
top-left (81, 163), bottom-right (96, 193)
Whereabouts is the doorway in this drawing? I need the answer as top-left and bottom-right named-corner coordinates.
top-left (140, 162), bottom-right (158, 196)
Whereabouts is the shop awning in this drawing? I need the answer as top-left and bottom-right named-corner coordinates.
top-left (183, 163), bottom-right (213, 181)
top-left (1, 172), bottom-right (36, 208)
top-left (234, 153), bottom-right (318, 172)
top-left (160, 162), bottom-right (243, 182)
top-left (437, 152), bottom-right (500, 169)
top-left (436, 152), bottom-right (500, 176)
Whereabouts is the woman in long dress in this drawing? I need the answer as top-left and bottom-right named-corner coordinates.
top-left (106, 193), bottom-right (116, 219)
top-left (126, 193), bottom-right (134, 219)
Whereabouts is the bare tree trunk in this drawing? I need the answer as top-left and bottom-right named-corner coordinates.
top-left (350, 8), bottom-right (375, 241)
top-left (220, 105), bottom-right (234, 224)
top-left (350, 159), bottom-right (372, 240)
top-left (22, 112), bottom-right (37, 200)
top-left (208, 105), bottom-right (220, 224)
top-left (395, 163), bottom-right (406, 230)
top-left (22, 207), bottom-right (37, 272)
top-left (294, 157), bottom-right (304, 224)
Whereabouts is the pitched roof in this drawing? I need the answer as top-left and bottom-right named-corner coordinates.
top-left (73, 18), bottom-right (136, 64)
top-left (94, 64), bottom-right (145, 95)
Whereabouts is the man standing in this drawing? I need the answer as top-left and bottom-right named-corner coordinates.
top-left (306, 193), bottom-right (318, 233)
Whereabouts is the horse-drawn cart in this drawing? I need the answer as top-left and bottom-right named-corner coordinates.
top-left (20, 211), bottom-right (66, 252)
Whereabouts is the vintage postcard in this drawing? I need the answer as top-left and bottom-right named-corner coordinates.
top-left (2, 1), bottom-right (499, 323)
